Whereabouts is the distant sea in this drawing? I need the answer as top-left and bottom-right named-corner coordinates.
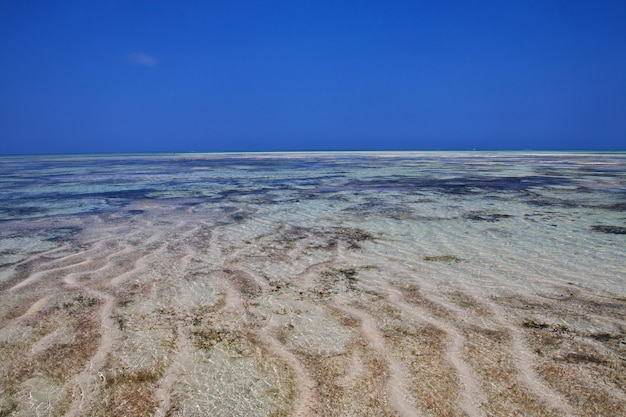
top-left (0, 151), bottom-right (625, 416)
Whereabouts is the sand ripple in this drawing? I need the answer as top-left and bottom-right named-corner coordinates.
top-left (0, 205), bottom-right (625, 417)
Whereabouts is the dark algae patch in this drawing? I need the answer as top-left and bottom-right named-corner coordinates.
top-left (463, 211), bottom-right (512, 222)
top-left (423, 255), bottom-right (465, 263)
top-left (330, 227), bottom-right (375, 249)
top-left (590, 225), bottom-right (626, 234)
top-left (521, 319), bottom-right (550, 329)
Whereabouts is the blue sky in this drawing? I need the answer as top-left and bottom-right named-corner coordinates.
top-left (1, 0), bottom-right (625, 154)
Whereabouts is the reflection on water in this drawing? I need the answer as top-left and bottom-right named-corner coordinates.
top-left (0, 152), bottom-right (625, 416)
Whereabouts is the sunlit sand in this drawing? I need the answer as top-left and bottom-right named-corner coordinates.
top-left (1, 152), bottom-right (625, 416)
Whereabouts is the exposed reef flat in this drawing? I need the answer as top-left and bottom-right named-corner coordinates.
top-left (0, 152), bottom-right (625, 416)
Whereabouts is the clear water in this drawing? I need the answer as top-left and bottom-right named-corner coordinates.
top-left (0, 151), bottom-right (625, 416)
top-left (2, 151), bottom-right (624, 294)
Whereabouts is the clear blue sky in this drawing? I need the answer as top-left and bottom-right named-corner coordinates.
top-left (1, 0), bottom-right (625, 154)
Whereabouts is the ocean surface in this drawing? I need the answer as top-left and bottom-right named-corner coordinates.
top-left (0, 151), bottom-right (625, 416)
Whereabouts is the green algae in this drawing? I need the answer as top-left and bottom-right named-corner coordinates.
top-left (423, 255), bottom-right (465, 263)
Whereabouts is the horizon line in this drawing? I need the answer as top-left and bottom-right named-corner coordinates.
top-left (2, 148), bottom-right (626, 158)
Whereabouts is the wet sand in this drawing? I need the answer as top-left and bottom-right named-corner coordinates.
top-left (0, 152), bottom-right (625, 416)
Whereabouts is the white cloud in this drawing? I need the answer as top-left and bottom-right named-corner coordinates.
top-left (127, 52), bottom-right (158, 66)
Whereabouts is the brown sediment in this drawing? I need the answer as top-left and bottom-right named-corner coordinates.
top-left (0, 290), bottom-right (103, 416)
top-left (495, 287), bottom-right (626, 416)
top-left (1, 213), bottom-right (625, 417)
top-left (459, 323), bottom-right (565, 416)
top-left (338, 307), bottom-right (419, 417)
top-left (383, 288), bottom-right (486, 417)
top-left (254, 331), bottom-right (316, 417)
top-left (222, 268), bottom-right (263, 298)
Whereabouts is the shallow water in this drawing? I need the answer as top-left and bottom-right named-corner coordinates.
top-left (1, 152), bottom-right (625, 416)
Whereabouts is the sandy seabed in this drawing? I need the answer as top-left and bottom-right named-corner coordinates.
top-left (0, 153), bottom-right (625, 416)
